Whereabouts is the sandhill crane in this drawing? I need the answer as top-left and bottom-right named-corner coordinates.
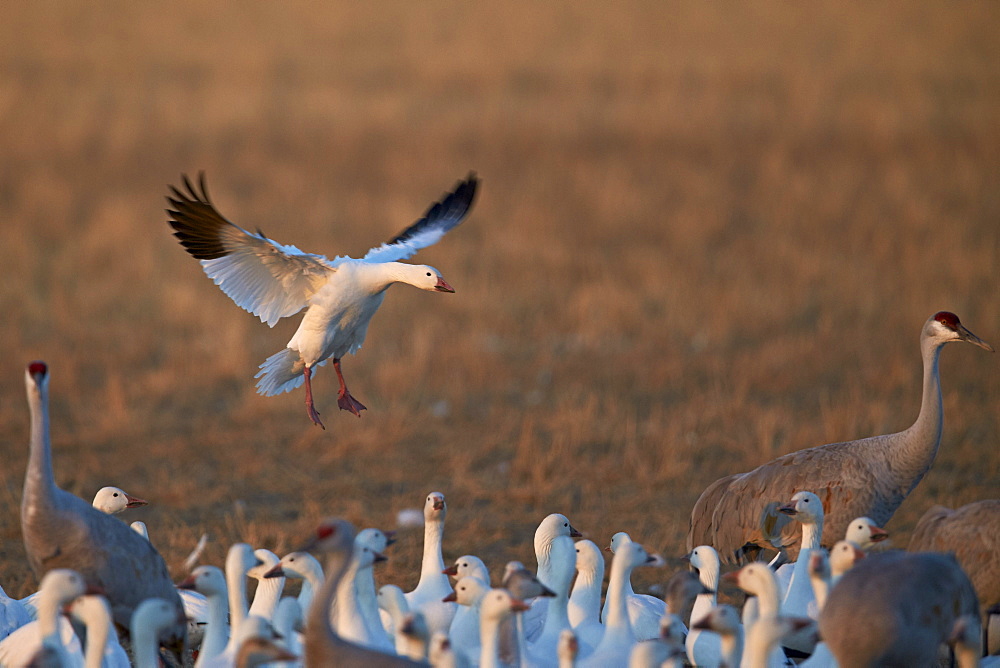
top-left (687, 312), bottom-right (993, 563)
top-left (166, 172), bottom-right (478, 427)
top-left (819, 550), bottom-right (980, 666)
top-left (20, 362), bottom-right (186, 654)
top-left (909, 499), bottom-right (1000, 633)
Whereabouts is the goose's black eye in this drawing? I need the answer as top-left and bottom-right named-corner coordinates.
top-left (113, 493), bottom-right (119, 497)
top-left (426, 272), bottom-right (432, 277)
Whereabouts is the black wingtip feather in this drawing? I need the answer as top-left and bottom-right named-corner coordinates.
top-left (385, 172), bottom-right (480, 247)
top-left (165, 172), bottom-right (233, 260)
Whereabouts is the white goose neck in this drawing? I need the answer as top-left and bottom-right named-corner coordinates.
top-left (420, 518), bottom-right (446, 581)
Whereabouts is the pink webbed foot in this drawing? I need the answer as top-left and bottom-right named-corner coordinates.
top-left (305, 400), bottom-right (326, 430)
top-left (337, 390), bottom-right (367, 418)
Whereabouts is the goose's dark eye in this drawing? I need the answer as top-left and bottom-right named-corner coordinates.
top-left (426, 272), bottom-right (432, 277)
top-left (113, 493), bottom-right (119, 497)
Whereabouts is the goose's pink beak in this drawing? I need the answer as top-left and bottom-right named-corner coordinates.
top-left (434, 277), bottom-right (455, 293)
top-left (869, 525), bottom-right (889, 542)
top-left (125, 494), bottom-right (148, 509)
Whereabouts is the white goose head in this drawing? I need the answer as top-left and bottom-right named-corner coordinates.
top-left (178, 565), bottom-right (227, 597)
top-left (444, 554), bottom-right (488, 582)
top-left (480, 588), bottom-right (529, 624)
top-left (424, 492), bottom-right (447, 522)
top-left (844, 517), bottom-right (889, 550)
top-left (606, 531), bottom-right (632, 553)
top-left (443, 575), bottom-right (488, 606)
top-left (263, 551), bottom-right (323, 581)
top-left (404, 264), bottom-right (455, 293)
top-left (829, 540), bottom-right (865, 578)
top-left (778, 491), bottom-right (824, 523)
top-left (574, 539), bottom-right (604, 575)
top-left (685, 544), bottom-right (720, 576)
top-left (92, 486), bottom-right (148, 514)
top-left (534, 513), bottom-right (582, 551)
top-left (356, 527), bottom-right (396, 554)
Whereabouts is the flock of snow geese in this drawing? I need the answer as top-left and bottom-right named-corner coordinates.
top-left (2, 174), bottom-right (998, 667)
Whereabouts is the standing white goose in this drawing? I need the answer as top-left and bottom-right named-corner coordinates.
top-left (248, 549), bottom-right (285, 622)
top-left (404, 492), bottom-right (455, 636)
top-left (722, 563), bottom-right (792, 668)
top-left (332, 541), bottom-right (390, 650)
top-left (0, 569), bottom-right (91, 667)
top-left (691, 604), bottom-right (744, 668)
top-left (688, 312), bottom-right (993, 563)
top-left (479, 589), bottom-right (530, 668)
top-left (354, 528), bottom-right (396, 652)
top-left (568, 539), bottom-right (605, 652)
top-left (220, 543), bottom-right (264, 659)
top-left (166, 172), bottom-right (478, 427)
top-left (580, 540), bottom-right (662, 667)
top-left (178, 565), bottom-right (231, 667)
top-left (685, 545), bottom-right (722, 668)
top-left (524, 514), bottom-right (583, 643)
top-left (132, 598), bottom-right (190, 668)
top-left (91, 486), bottom-right (148, 515)
top-left (528, 525), bottom-right (578, 660)
top-left (776, 491), bottom-right (823, 654)
top-left (443, 575), bottom-right (489, 664)
top-left (66, 595), bottom-right (130, 668)
top-left (376, 585), bottom-right (412, 657)
top-left (20, 361), bottom-right (186, 655)
top-left (601, 532), bottom-right (667, 641)
top-left (264, 550), bottom-right (325, 620)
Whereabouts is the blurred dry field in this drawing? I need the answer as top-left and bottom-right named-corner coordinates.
top-left (0, 1), bottom-right (997, 601)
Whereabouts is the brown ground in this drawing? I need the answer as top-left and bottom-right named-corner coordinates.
top-left (0, 2), bottom-right (997, 604)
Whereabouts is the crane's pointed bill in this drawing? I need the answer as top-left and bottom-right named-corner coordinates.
top-left (958, 324), bottom-right (994, 351)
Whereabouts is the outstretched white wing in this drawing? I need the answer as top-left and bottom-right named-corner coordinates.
top-left (167, 173), bottom-right (333, 326)
top-left (362, 173), bottom-right (479, 264)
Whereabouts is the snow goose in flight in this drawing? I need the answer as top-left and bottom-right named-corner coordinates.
top-left (688, 312), bottom-right (993, 563)
top-left (166, 172), bottom-right (479, 427)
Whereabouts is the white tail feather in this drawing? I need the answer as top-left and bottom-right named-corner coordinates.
top-left (255, 349), bottom-right (328, 396)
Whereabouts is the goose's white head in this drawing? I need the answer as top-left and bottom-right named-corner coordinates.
top-left (178, 565), bottom-right (227, 597)
top-left (844, 517), bottom-right (888, 550)
top-left (614, 540), bottom-right (663, 571)
top-left (406, 264), bottom-right (454, 293)
top-left (377, 584), bottom-right (407, 614)
top-left (574, 539), bottom-right (604, 575)
top-left (535, 514), bottom-right (582, 546)
top-left (606, 531), bottom-right (633, 554)
top-left (829, 540), bottom-right (865, 578)
top-left (424, 492), bottom-right (447, 522)
top-left (264, 551), bottom-right (322, 581)
top-left (444, 554), bottom-right (488, 581)
top-left (131, 598), bottom-right (186, 641)
top-left (354, 543), bottom-right (387, 571)
top-left (226, 543), bottom-right (263, 578)
top-left (722, 562), bottom-right (777, 597)
top-left (692, 603), bottom-right (741, 635)
top-left (684, 545), bottom-right (720, 574)
top-left (92, 486), bottom-right (148, 514)
top-left (442, 575), bottom-right (488, 606)
top-left (357, 527), bottom-right (396, 554)
top-left (779, 491), bottom-right (824, 523)
top-left (248, 549), bottom-right (280, 580)
top-left (40, 569), bottom-right (91, 605)
top-left (480, 588), bottom-right (529, 623)
top-left (924, 312), bottom-right (993, 351)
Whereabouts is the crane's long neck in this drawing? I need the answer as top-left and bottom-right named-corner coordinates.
top-left (891, 339), bottom-right (945, 492)
top-left (24, 379), bottom-right (59, 519)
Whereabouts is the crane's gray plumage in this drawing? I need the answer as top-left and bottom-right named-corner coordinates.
top-left (688, 312), bottom-right (993, 564)
top-left (20, 362), bottom-right (186, 652)
top-left (909, 499), bottom-right (1000, 623)
top-left (819, 551), bottom-right (980, 667)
